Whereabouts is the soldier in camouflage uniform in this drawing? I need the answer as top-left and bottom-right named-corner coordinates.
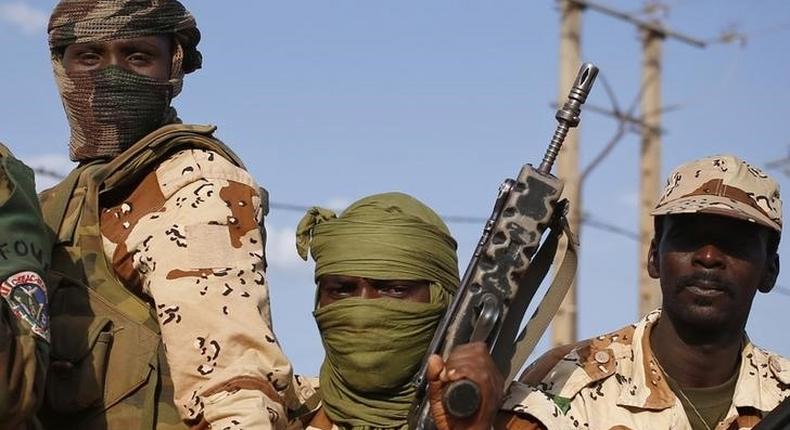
top-left (294, 192), bottom-right (506, 430)
top-left (39, 1), bottom-right (299, 429)
top-left (0, 144), bottom-right (52, 430)
top-left (501, 155), bottom-right (789, 430)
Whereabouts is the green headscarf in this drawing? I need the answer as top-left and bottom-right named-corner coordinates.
top-left (296, 192), bottom-right (460, 430)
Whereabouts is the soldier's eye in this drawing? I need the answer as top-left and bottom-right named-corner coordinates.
top-left (380, 285), bottom-right (411, 297)
top-left (128, 53), bottom-right (152, 66)
top-left (323, 284), bottom-right (354, 298)
top-left (78, 52), bottom-right (101, 65)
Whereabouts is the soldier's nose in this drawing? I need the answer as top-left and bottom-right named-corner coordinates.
top-left (359, 285), bottom-right (379, 299)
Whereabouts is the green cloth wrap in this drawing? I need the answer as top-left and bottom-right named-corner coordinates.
top-left (296, 192), bottom-right (460, 430)
top-left (314, 293), bottom-right (446, 430)
top-left (296, 192), bottom-right (460, 295)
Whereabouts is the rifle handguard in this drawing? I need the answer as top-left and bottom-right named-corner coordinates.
top-left (407, 63), bottom-right (598, 430)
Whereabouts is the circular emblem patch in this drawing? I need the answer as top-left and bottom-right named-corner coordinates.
top-left (0, 271), bottom-right (49, 341)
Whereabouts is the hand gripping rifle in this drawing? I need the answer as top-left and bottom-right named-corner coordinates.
top-left (408, 63), bottom-right (598, 429)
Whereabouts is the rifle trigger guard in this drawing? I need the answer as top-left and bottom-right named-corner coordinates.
top-left (469, 293), bottom-right (501, 343)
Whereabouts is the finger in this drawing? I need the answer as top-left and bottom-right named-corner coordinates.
top-left (445, 367), bottom-right (458, 381)
top-left (445, 364), bottom-right (480, 382)
top-left (427, 354), bottom-right (445, 382)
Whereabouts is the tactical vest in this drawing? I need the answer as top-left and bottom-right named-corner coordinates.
top-left (39, 124), bottom-right (245, 430)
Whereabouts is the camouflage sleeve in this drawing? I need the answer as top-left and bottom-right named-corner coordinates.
top-left (0, 144), bottom-right (51, 430)
top-left (105, 149), bottom-right (295, 428)
top-left (0, 300), bottom-right (48, 430)
top-left (500, 382), bottom-right (579, 430)
top-left (495, 411), bottom-right (548, 430)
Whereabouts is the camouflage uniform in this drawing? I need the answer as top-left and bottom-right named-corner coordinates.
top-left (98, 143), bottom-right (295, 424)
top-left (504, 310), bottom-right (790, 430)
top-left (40, 1), bottom-right (302, 428)
top-left (39, 125), bottom-right (301, 429)
top-left (0, 144), bottom-right (52, 430)
top-left (502, 155), bottom-right (787, 430)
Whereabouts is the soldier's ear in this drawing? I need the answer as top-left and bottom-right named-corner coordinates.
top-left (759, 253), bottom-right (779, 294)
top-left (647, 239), bottom-right (660, 279)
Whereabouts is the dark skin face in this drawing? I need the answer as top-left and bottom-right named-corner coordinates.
top-left (649, 213), bottom-right (778, 333)
top-left (61, 35), bottom-right (172, 80)
top-left (316, 274), bottom-right (431, 307)
top-left (648, 213), bottom-right (779, 386)
top-left (315, 273), bottom-right (503, 430)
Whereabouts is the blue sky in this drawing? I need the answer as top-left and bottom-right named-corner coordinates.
top-left (1, 0), bottom-right (789, 375)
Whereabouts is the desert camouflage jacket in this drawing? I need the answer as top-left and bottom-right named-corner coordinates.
top-left (99, 136), bottom-right (298, 427)
top-left (39, 124), bottom-right (301, 429)
top-left (502, 310), bottom-right (790, 430)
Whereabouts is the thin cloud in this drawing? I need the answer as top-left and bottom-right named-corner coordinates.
top-left (0, 2), bottom-right (48, 35)
top-left (264, 223), bottom-right (311, 272)
top-left (325, 197), bottom-right (350, 211)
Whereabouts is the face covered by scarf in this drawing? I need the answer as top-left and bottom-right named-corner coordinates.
top-left (296, 192), bottom-right (460, 430)
top-left (48, 0), bottom-right (203, 161)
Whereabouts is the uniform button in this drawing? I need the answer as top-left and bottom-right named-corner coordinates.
top-left (594, 351), bottom-right (610, 364)
top-left (770, 356), bottom-right (783, 374)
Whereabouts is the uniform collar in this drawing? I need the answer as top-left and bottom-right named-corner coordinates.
top-left (616, 309), bottom-right (676, 410)
top-left (617, 309), bottom-right (788, 414)
top-left (730, 342), bottom-right (789, 413)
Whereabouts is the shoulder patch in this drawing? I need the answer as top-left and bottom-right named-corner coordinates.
top-left (1, 271), bottom-right (49, 341)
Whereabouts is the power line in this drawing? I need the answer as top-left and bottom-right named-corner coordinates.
top-left (766, 151), bottom-right (790, 178)
top-left (34, 167), bottom-right (70, 180)
top-left (35, 167), bottom-right (790, 299)
top-left (33, 166), bottom-right (639, 241)
top-left (273, 203), bottom-right (639, 241)
top-left (776, 287), bottom-right (790, 298)
top-left (566, 0), bottom-right (706, 47)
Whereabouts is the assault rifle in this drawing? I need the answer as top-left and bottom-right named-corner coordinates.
top-left (408, 63), bottom-right (598, 430)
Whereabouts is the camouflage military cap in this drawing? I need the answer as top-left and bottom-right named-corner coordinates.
top-left (652, 154), bottom-right (782, 232)
top-left (48, 0), bottom-right (202, 73)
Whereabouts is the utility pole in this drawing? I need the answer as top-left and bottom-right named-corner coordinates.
top-left (551, 0), bottom-right (584, 347)
top-left (562, 0), bottom-right (705, 320)
top-left (638, 29), bottom-right (663, 315)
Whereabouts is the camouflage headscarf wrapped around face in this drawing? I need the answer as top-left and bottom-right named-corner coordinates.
top-left (48, 0), bottom-right (202, 161)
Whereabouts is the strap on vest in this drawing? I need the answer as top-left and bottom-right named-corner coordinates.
top-left (101, 124), bottom-right (244, 193)
top-left (41, 124), bottom-right (243, 246)
top-left (41, 161), bottom-right (100, 244)
top-left (41, 124), bottom-right (245, 319)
